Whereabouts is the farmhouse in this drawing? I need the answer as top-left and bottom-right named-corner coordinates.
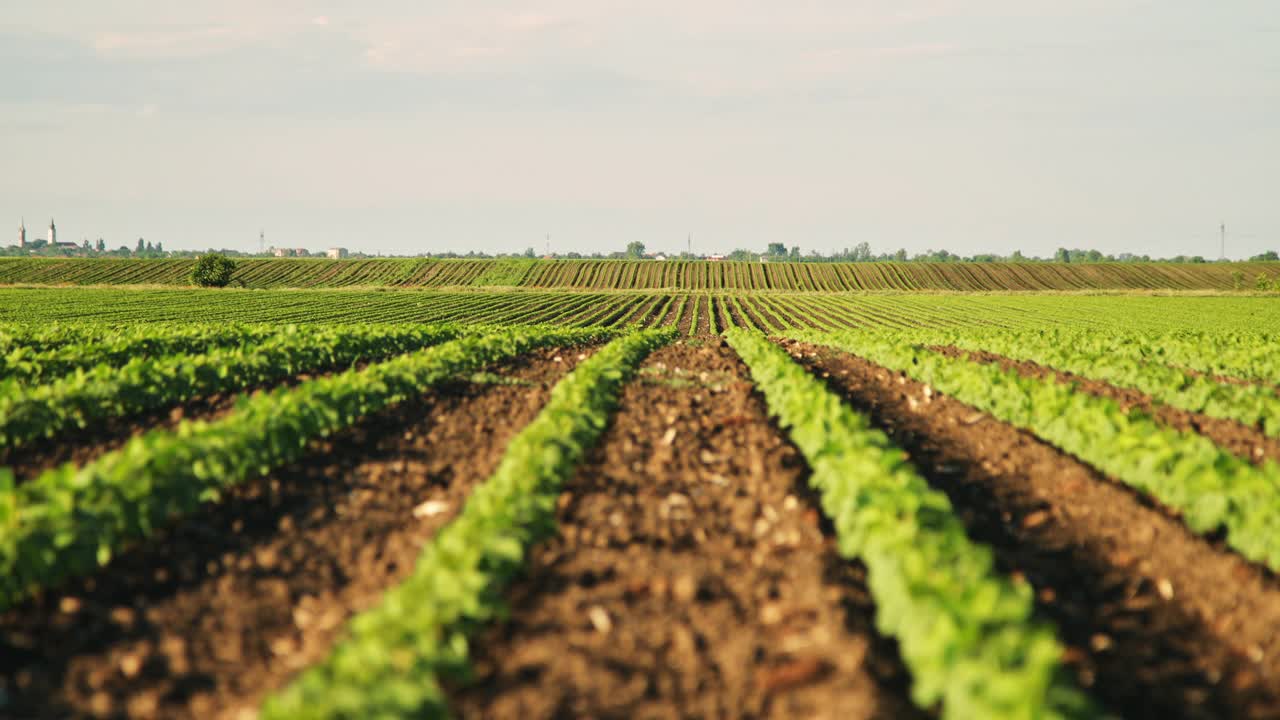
top-left (326, 247), bottom-right (349, 259)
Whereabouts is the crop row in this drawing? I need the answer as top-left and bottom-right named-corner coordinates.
top-left (727, 329), bottom-right (1095, 719)
top-left (260, 327), bottom-right (673, 718)
top-left (0, 323), bottom-right (475, 451)
top-left (3, 288), bottom-right (1280, 335)
top-left (0, 322), bottom-right (292, 384)
top-left (901, 327), bottom-right (1280, 436)
top-left (794, 329), bottom-right (1280, 572)
top-left (3, 257), bottom-right (1275, 291)
top-left (0, 325), bottom-right (614, 611)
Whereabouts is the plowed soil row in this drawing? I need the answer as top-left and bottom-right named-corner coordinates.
top-left (447, 340), bottom-right (923, 720)
top-left (0, 348), bottom-right (588, 720)
top-left (785, 340), bottom-right (1280, 720)
top-left (931, 346), bottom-right (1280, 465)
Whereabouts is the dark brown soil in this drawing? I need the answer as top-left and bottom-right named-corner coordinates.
top-left (675, 296), bottom-right (695, 336)
top-left (786, 340), bottom-right (1280, 720)
top-left (448, 340), bottom-right (923, 720)
top-left (694, 297), bottom-right (712, 335)
top-left (931, 346), bottom-right (1280, 466)
top-left (0, 348), bottom-right (590, 720)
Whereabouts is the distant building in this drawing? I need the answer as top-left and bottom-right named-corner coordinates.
top-left (326, 247), bottom-right (349, 259)
top-left (294, 248), bottom-right (310, 257)
top-left (17, 219), bottom-right (25, 248)
top-left (45, 219), bottom-right (80, 251)
top-left (272, 247), bottom-right (294, 257)
top-left (708, 254), bottom-right (726, 262)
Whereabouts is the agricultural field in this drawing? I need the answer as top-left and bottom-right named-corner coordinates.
top-left (1, 256), bottom-right (1278, 291)
top-left (1, 286), bottom-right (1280, 719)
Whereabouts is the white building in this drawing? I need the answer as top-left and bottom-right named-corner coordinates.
top-left (326, 247), bottom-right (349, 259)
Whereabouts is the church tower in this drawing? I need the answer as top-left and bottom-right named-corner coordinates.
top-left (48, 219), bottom-right (56, 245)
top-left (17, 219), bottom-right (25, 248)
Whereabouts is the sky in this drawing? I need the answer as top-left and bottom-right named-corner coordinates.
top-left (2, 1), bottom-right (1277, 258)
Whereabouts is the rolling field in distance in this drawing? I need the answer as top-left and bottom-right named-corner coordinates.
top-left (2, 263), bottom-right (1279, 719)
top-left (2, 256), bottom-right (1278, 291)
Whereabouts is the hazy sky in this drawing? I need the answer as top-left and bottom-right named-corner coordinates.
top-left (2, 2), bottom-right (1277, 257)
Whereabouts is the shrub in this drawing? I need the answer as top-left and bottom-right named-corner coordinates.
top-left (1256, 273), bottom-right (1272, 292)
top-left (190, 254), bottom-right (237, 287)
top-left (1232, 270), bottom-right (1245, 290)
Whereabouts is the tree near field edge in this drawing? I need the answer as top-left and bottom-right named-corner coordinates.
top-left (190, 253), bottom-right (238, 288)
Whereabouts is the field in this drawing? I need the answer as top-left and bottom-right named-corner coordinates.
top-left (2, 279), bottom-right (1280, 719)
top-left (2, 256), bottom-right (1278, 291)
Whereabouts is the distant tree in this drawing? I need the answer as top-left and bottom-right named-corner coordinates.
top-left (1251, 250), bottom-right (1279, 261)
top-left (145, 240), bottom-right (154, 253)
top-left (190, 253), bottom-right (237, 288)
top-left (851, 242), bottom-right (872, 261)
top-left (626, 241), bottom-right (646, 259)
top-left (135, 238), bottom-right (145, 254)
top-left (523, 247), bottom-right (536, 258)
top-left (1054, 248), bottom-right (1070, 263)
top-left (81, 240), bottom-right (91, 251)
top-left (789, 246), bottom-right (801, 260)
top-left (766, 242), bottom-right (787, 257)
top-left (155, 241), bottom-right (163, 254)
top-left (894, 248), bottom-right (908, 262)
top-left (95, 238), bottom-right (105, 252)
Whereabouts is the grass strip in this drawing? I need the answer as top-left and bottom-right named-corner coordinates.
top-left (260, 327), bottom-right (674, 719)
top-left (0, 326), bottom-right (612, 612)
top-left (0, 323), bottom-right (468, 450)
top-left (726, 328), bottom-right (1100, 720)
top-left (796, 329), bottom-right (1280, 572)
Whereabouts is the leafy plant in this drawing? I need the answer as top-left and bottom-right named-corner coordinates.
top-left (189, 253), bottom-right (237, 287)
top-left (796, 328), bottom-right (1280, 572)
top-left (260, 327), bottom-right (674, 719)
top-left (0, 326), bottom-right (616, 611)
top-left (0, 324), bottom-right (470, 450)
top-left (725, 328), bottom-right (1098, 719)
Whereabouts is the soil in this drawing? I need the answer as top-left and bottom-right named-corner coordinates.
top-left (0, 348), bottom-right (590, 720)
top-left (785, 339), bottom-right (1280, 720)
top-left (931, 346), bottom-right (1280, 466)
top-left (675, 297), bottom-right (695, 336)
top-left (694, 298), bottom-right (712, 335)
top-left (447, 339), bottom-right (923, 720)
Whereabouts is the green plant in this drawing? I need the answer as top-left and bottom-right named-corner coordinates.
top-left (0, 324), bottom-right (469, 450)
top-left (1256, 273), bottom-right (1272, 291)
top-left (726, 328), bottom-right (1097, 719)
top-left (0, 326), bottom-right (615, 610)
top-left (796, 328), bottom-right (1280, 572)
top-left (189, 253), bottom-right (238, 287)
top-left (261, 327), bottom-right (674, 719)
top-left (1232, 270), bottom-right (1245, 290)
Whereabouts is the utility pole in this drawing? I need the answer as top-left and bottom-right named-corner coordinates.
top-left (259, 230), bottom-right (266, 255)
top-left (546, 234), bottom-right (550, 257)
top-left (1220, 222), bottom-right (1226, 260)
top-left (687, 233), bottom-right (692, 256)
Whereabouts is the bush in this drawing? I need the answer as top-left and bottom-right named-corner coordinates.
top-left (190, 254), bottom-right (237, 287)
